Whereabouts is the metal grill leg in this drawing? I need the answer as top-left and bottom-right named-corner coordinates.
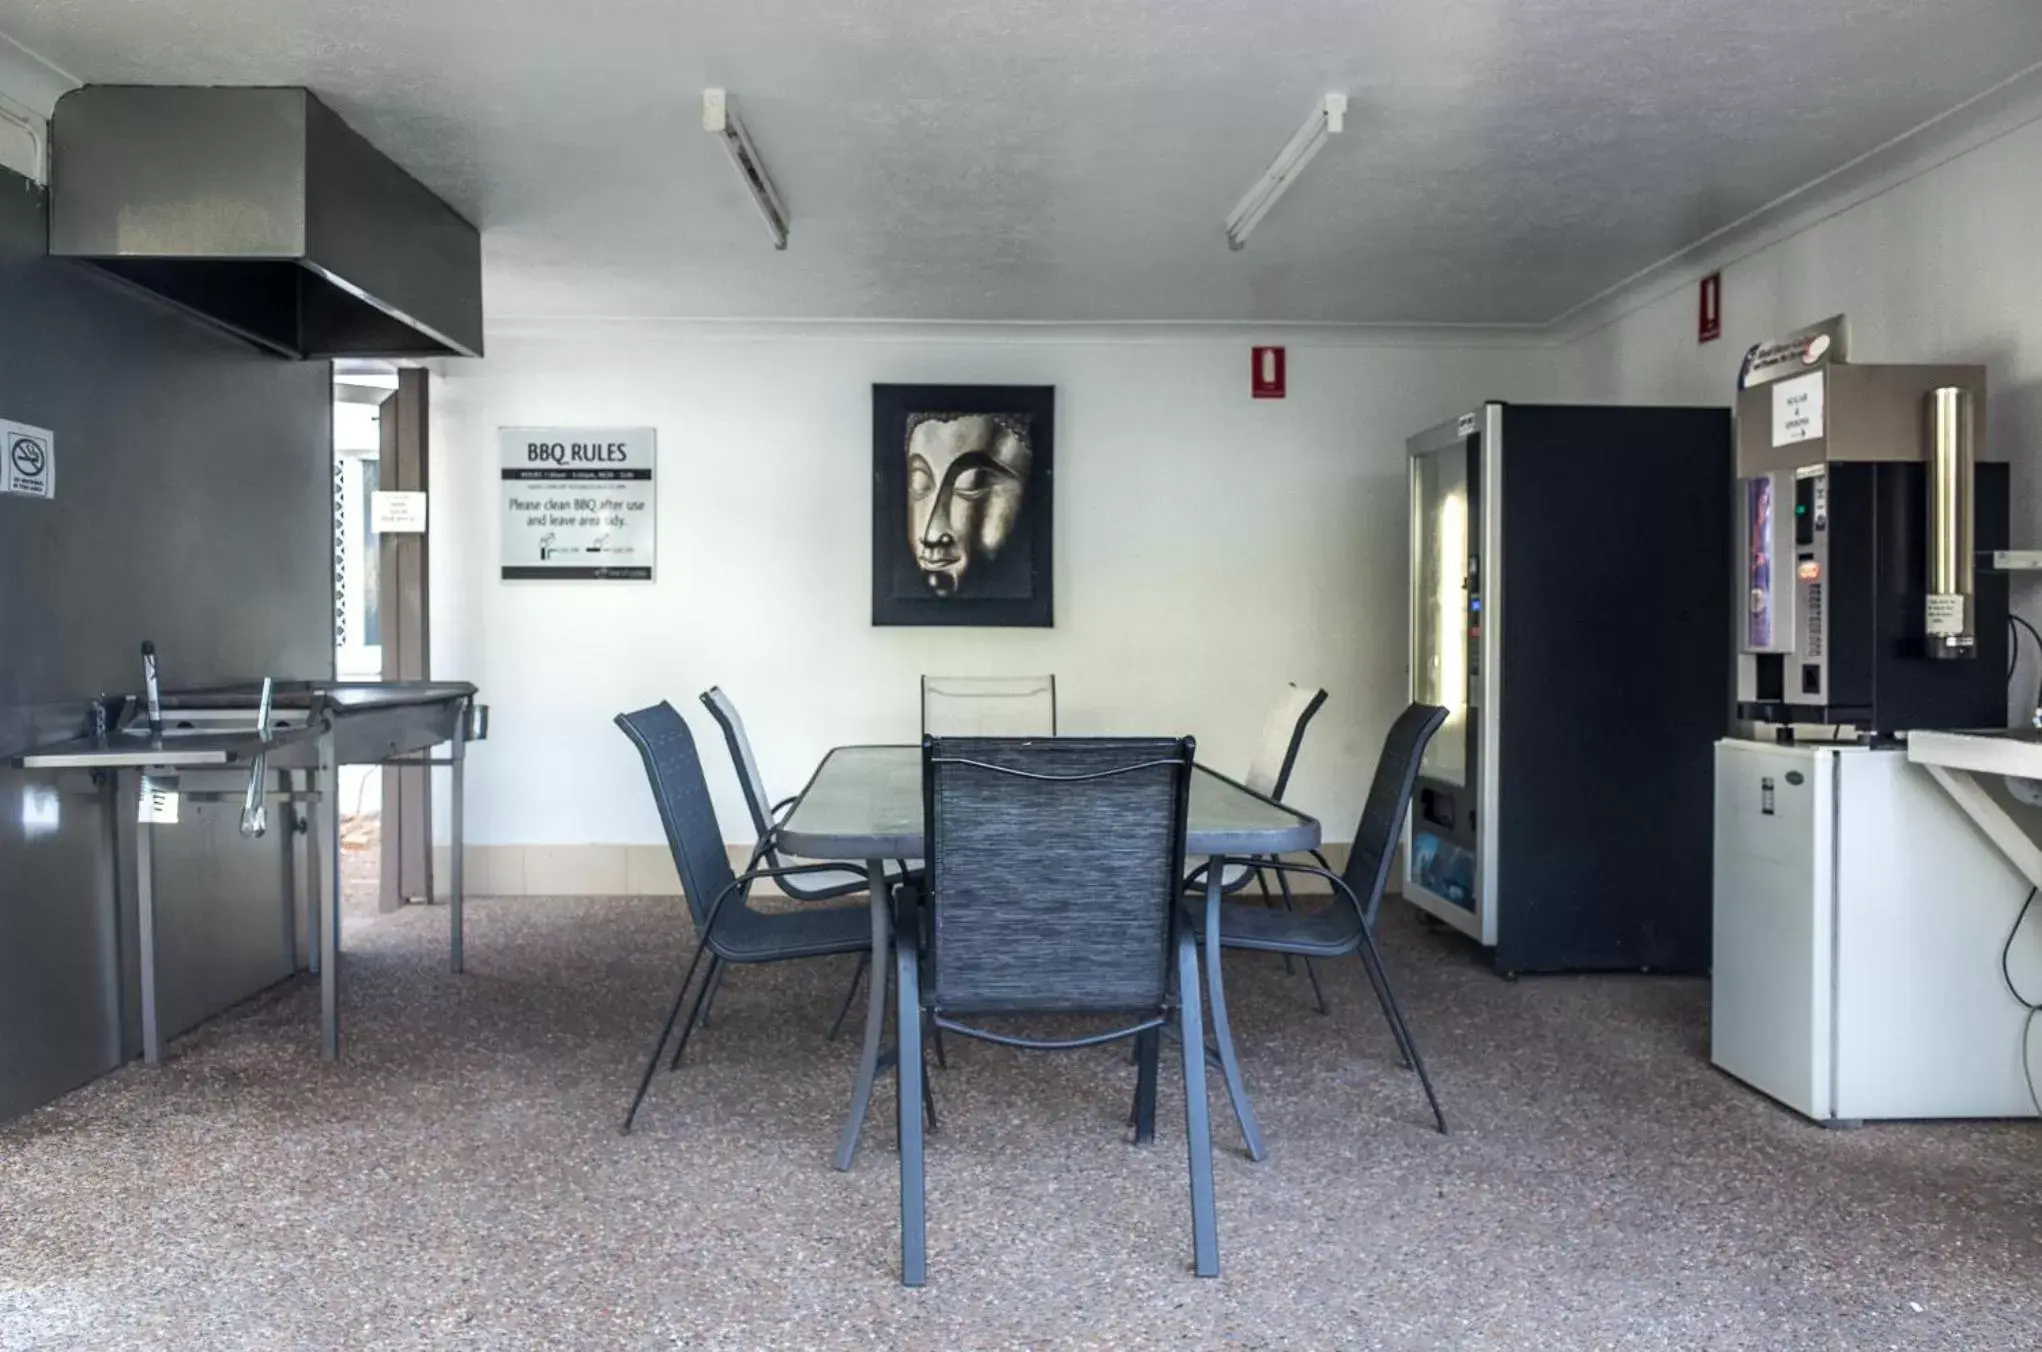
top-left (449, 722), bottom-right (467, 974)
top-left (317, 731), bottom-right (341, 1062)
top-left (136, 806), bottom-right (161, 1068)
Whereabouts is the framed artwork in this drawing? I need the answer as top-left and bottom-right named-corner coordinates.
top-left (872, 383), bottom-right (1054, 627)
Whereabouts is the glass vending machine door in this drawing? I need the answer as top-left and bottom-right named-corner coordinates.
top-left (1408, 428), bottom-right (1484, 934)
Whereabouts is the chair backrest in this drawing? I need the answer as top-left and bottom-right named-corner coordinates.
top-left (921, 674), bottom-right (1058, 737)
top-left (1340, 703), bottom-right (1449, 929)
top-left (923, 736), bottom-right (1192, 1017)
top-left (699, 686), bottom-right (779, 863)
top-left (1243, 684), bottom-right (1328, 799)
top-left (616, 702), bottom-right (740, 931)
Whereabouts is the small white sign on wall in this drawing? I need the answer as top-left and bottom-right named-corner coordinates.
top-left (138, 776), bottom-right (180, 825)
top-left (1, 418), bottom-right (55, 499)
top-left (371, 490), bottom-right (428, 533)
top-left (1771, 372), bottom-right (1826, 448)
top-left (499, 427), bottom-right (656, 581)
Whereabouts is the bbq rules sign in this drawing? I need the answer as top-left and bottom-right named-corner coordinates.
top-left (499, 428), bottom-right (655, 581)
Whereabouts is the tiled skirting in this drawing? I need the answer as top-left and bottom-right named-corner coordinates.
top-left (429, 842), bottom-right (1356, 899)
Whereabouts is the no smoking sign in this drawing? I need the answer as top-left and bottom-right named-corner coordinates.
top-left (1, 419), bottom-right (54, 500)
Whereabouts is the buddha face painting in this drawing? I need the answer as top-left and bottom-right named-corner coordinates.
top-left (904, 413), bottom-right (1034, 599)
top-left (873, 384), bottom-right (1054, 628)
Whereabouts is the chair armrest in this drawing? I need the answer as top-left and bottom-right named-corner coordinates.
top-left (1191, 855), bottom-right (1372, 931)
top-left (698, 860), bottom-right (887, 946)
top-left (739, 860), bottom-right (875, 887)
top-left (770, 795), bottom-right (799, 822)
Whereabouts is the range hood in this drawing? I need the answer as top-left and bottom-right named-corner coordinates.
top-left (49, 86), bottom-right (482, 359)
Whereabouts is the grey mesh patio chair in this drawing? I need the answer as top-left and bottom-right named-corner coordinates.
top-left (1196, 684), bottom-right (1332, 1011)
top-left (1187, 702), bottom-right (1451, 1148)
top-left (615, 702), bottom-right (888, 1134)
top-left (891, 736), bottom-right (1218, 1286)
top-left (920, 674), bottom-right (1057, 736)
top-left (700, 687), bottom-right (913, 1037)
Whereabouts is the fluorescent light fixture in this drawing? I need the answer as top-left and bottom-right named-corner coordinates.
top-left (703, 88), bottom-right (790, 251)
top-left (1224, 93), bottom-right (1346, 251)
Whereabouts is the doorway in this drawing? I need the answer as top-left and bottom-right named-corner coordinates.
top-left (334, 366), bottom-right (394, 925)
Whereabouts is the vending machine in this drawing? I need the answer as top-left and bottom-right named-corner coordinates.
top-left (1404, 402), bottom-right (1733, 975)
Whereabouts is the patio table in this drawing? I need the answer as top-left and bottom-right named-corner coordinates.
top-left (777, 744), bottom-right (1320, 1170)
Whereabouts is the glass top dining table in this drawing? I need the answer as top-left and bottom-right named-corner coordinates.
top-left (775, 744), bottom-right (1322, 1172)
top-left (776, 744), bottom-right (1322, 861)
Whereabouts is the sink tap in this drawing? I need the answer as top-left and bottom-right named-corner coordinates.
top-left (240, 677), bottom-right (274, 838)
top-left (140, 641), bottom-right (163, 738)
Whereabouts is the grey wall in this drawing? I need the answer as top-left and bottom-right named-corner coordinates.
top-left (0, 167), bottom-right (333, 1121)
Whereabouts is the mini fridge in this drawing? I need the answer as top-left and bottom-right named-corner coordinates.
top-left (1403, 402), bottom-right (1732, 974)
top-left (1712, 739), bottom-right (2039, 1122)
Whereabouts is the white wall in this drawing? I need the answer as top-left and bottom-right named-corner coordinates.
top-left (432, 324), bottom-right (1554, 850)
top-left (1559, 112), bottom-right (2042, 559)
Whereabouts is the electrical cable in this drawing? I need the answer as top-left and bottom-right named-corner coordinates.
top-left (2009, 613), bottom-right (2042, 677)
top-left (2006, 614), bottom-right (2042, 721)
top-left (1999, 885), bottom-right (2042, 1118)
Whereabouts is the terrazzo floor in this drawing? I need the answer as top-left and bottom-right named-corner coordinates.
top-left (2, 895), bottom-right (2039, 1351)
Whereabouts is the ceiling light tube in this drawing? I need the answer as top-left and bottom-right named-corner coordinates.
top-left (703, 88), bottom-right (789, 251)
top-left (1224, 93), bottom-right (1346, 251)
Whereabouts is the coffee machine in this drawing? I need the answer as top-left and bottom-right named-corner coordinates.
top-left (1734, 318), bottom-right (2008, 739)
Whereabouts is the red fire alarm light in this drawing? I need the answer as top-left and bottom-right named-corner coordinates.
top-left (1252, 346), bottom-right (1286, 398)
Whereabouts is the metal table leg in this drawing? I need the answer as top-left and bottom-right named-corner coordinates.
top-left (135, 775), bottom-right (161, 1068)
top-left (896, 933), bottom-right (927, 1286)
top-left (1202, 855), bottom-right (1266, 1161)
top-left (1177, 926), bottom-right (1220, 1278)
top-left (834, 858), bottom-right (893, 1172)
top-left (317, 728), bottom-right (341, 1061)
top-left (450, 719), bottom-right (467, 974)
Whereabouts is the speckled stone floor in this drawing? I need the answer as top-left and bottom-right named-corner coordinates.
top-left (2, 896), bottom-right (2038, 1351)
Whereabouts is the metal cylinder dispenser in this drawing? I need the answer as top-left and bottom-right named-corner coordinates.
top-left (1926, 385), bottom-right (1976, 659)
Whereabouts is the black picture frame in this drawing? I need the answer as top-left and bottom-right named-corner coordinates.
top-left (872, 383), bottom-right (1055, 627)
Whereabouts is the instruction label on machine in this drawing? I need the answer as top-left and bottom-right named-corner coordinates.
top-left (1926, 594), bottom-right (1965, 638)
top-left (1, 419), bottom-right (54, 499)
top-left (1771, 372), bottom-right (1826, 447)
top-left (500, 427), bottom-right (655, 580)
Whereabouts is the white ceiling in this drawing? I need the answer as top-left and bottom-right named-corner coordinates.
top-left (3, 0), bottom-right (2041, 325)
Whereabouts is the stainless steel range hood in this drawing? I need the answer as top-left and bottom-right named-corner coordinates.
top-left (49, 87), bottom-right (482, 359)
